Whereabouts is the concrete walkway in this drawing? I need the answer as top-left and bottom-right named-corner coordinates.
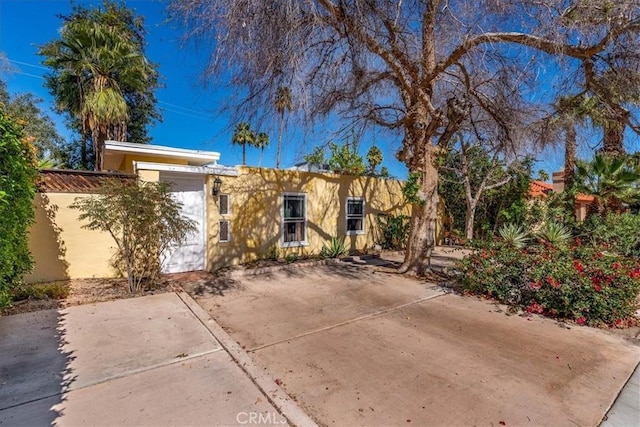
top-left (0, 293), bottom-right (315, 426)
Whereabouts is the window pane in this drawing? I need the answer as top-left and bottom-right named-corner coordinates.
top-left (347, 200), bottom-right (363, 216)
top-left (284, 221), bottom-right (305, 243)
top-left (284, 196), bottom-right (304, 219)
top-left (219, 194), bottom-right (229, 215)
top-left (347, 218), bottom-right (362, 231)
top-left (219, 220), bottom-right (229, 242)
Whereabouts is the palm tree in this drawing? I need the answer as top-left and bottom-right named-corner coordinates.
top-left (255, 132), bottom-right (269, 166)
top-left (274, 86), bottom-right (293, 169)
top-left (575, 154), bottom-right (640, 217)
top-left (41, 19), bottom-right (152, 170)
top-left (366, 146), bottom-right (383, 175)
top-left (231, 122), bottom-right (255, 165)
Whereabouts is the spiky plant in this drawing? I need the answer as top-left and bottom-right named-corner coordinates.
top-left (320, 236), bottom-right (349, 259)
top-left (498, 223), bottom-right (529, 249)
top-left (537, 221), bottom-right (572, 247)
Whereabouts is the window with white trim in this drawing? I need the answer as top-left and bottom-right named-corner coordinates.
top-left (346, 198), bottom-right (365, 234)
top-left (219, 220), bottom-right (230, 242)
top-left (282, 194), bottom-right (306, 246)
top-left (219, 194), bottom-right (230, 216)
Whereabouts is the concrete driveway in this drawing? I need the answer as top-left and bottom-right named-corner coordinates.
top-left (193, 262), bottom-right (640, 426)
top-left (0, 293), bottom-right (312, 426)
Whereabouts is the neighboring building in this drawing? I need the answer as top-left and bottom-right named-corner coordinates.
top-left (287, 161), bottom-right (331, 173)
top-left (528, 173), bottom-right (594, 222)
top-left (27, 141), bottom-right (421, 282)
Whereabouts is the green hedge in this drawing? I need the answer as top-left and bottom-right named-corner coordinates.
top-left (0, 112), bottom-right (38, 306)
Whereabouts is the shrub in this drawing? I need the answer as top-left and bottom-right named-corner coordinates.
top-left (0, 111), bottom-right (38, 306)
top-left (320, 236), bottom-right (348, 259)
top-left (13, 281), bottom-right (70, 301)
top-left (71, 179), bottom-right (196, 292)
top-left (459, 240), bottom-right (640, 327)
top-left (579, 213), bottom-right (640, 258)
top-left (376, 213), bottom-right (410, 250)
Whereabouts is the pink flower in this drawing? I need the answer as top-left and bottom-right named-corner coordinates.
top-left (576, 316), bottom-right (587, 325)
top-left (593, 283), bottom-right (603, 292)
top-left (526, 301), bottom-right (544, 314)
top-left (611, 262), bottom-right (621, 270)
top-left (529, 281), bottom-right (542, 290)
top-left (573, 261), bottom-right (585, 273)
top-left (546, 276), bottom-right (560, 289)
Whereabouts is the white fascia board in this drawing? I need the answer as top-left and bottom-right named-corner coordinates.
top-left (105, 140), bottom-right (221, 164)
top-left (133, 161), bottom-right (239, 176)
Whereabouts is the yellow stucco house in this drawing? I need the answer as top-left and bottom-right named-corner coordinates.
top-left (28, 141), bottom-right (416, 282)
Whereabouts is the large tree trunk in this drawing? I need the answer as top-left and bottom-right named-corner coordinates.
top-left (398, 146), bottom-right (439, 275)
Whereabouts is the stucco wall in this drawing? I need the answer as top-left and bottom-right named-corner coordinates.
top-left (26, 193), bottom-right (117, 283)
top-left (205, 167), bottom-right (412, 270)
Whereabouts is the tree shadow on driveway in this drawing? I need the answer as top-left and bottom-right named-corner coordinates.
top-left (0, 309), bottom-right (75, 426)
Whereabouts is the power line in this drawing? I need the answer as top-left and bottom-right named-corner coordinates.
top-left (8, 59), bottom-right (48, 70)
top-left (6, 56), bottom-right (216, 120)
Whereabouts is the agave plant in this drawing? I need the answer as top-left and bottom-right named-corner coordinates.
top-left (320, 236), bottom-right (349, 259)
top-left (498, 223), bottom-right (529, 249)
top-left (537, 221), bottom-right (572, 247)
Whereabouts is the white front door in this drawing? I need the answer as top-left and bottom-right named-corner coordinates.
top-left (160, 173), bottom-right (206, 273)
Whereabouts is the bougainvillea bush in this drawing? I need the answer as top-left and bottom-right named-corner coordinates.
top-left (459, 239), bottom-right (640, 327)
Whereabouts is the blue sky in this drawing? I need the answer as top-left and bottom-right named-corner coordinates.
top-left (1, 0), bottom-right (635, 180)
top-left (0, 0), bottom-right (411, 176)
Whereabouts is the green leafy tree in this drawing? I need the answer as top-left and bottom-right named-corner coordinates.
top-left (366, 146), bottom-right (383, 176)
top-left (40, 0), bottom-right (160, 170)
top-left (328, 134), bottom-right (365, 176)
top-left (575, 154), bottom-right (640, 217)
top-left (0, 110), bottom-right (38, 306)
top-left (0, 81), bottom-right (65, 162)
top-left (231, 122), bottom-right (255, 165)
top-left (274, 86), bottom-right (293, 168)
top-left (71, 179), bottom-right (195, 292)
top-left (439, 139), bottom-right (530, 240)
top-left (303, 146), bottom-right (326, 171)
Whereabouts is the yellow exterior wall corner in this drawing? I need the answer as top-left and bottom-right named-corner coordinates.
top-left (27, 193), bottom-right (117, 283)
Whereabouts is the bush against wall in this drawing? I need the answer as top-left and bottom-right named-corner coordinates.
top-left (0, 111), bottom-right (38, 306)
top-left (376, 213), bottom-right (410, 250)
top-left (459, 239), bottom-right (640, 327)
top-left (71, 179), bottom-right (195, 292)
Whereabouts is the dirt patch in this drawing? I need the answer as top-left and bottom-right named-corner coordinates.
top-left (0, 271), bottom-right (217, 317)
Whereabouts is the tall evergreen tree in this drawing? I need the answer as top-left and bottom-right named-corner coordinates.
top-left (40, 1), bottom-right (160, 170)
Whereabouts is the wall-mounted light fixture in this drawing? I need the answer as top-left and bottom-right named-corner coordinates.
top-left (212, 176), bottom-right (223, 197)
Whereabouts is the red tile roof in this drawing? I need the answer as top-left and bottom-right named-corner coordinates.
top-left (37, 169), bottom-right (136, 193)
top-left (529, 180), bottom-right (553, 198)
